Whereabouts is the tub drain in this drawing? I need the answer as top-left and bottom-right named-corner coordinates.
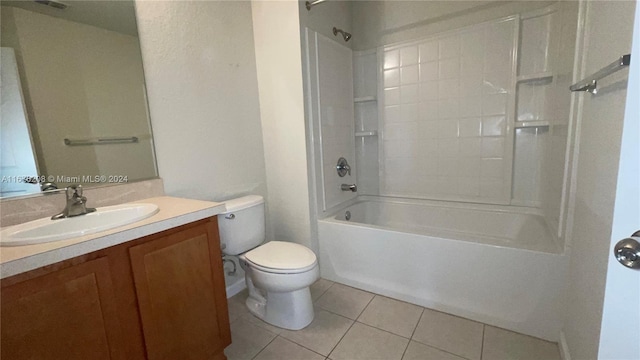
top-left (345, 211), bottom-right (351, 221)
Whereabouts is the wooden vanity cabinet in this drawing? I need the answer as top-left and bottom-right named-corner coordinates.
top-left (0, 217), bottom-right (231, 360)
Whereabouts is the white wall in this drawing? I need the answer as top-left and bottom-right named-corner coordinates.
top-left (136, 0), bottom-right (269, 289)
top-left (351, 1), bottom-right (554, 51)
top-left (1, 6), bottom-right (155, 185)
top-left (136, 1), bottom-right (267, 203)
top-left (298, 0), bottom-right (353, 49)
top-left (251, 0), bottom-right (314, 251)
top-left (561, 1), bottom-right (637, 358)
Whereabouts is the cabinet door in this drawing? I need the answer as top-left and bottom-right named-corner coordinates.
top-left (1, 257), bottom-right (125, 360)
top-left (129, 220), bottom-right (231, 360)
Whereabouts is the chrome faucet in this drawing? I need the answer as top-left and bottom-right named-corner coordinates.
top-left (51, 185), bottom-right (96, 220)
top-left (341, 184), bottom-right (357, 192)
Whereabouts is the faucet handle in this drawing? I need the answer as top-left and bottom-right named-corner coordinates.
top-left (336, 157), bottom-right (352, 177)
top-left (65, 184), bottom-right (83, 198)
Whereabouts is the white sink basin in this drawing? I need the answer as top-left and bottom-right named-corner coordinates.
top-left (0, 203), bottom-right (159, 247)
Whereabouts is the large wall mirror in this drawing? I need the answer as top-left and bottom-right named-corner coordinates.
top-left (0, 0), bottom-right (157, 199)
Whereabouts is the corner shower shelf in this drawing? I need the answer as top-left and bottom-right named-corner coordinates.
top-left (516, 72), bottom-right (554, 83)
top-left (354, 96), bottom-right (376, 103)
top-left (355, 130), bottom-right (378, 137)
top-left (515, 120), bottom-right (550, 128)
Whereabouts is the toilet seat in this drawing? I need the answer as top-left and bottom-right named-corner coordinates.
top-left (244, 241), bottom-right (317, 274)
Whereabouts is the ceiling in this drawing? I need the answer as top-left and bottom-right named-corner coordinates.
top-left (1, 0), bottom-right (139, 36)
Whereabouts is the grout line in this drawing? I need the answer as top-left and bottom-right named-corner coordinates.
top-left (409, 308), bottom-right (425, 340)
top-left (355, 293), bottom-right (376, 320)
top-left (355, 318), bottom-right (416, 340)
top-left (278, 335), bottom-right (330, 359)
top-left (400, 308), bottom-right (425, 359)
top-left (250, 334), bottom-right (279, 360)
top-left (313, 280), bottom-right (334, 303)
top-left (399, 341), bottom-right (411, 360)
top-left (278, 309), bottom-right (355, 358)
top-left (410, 337), bottom-right (476, 360)
top-left (326, 317), bottom-right (358, 359)
top-left (480, 325), bottom-right (486, 360)
top-left (314, 292), bottom-right (374, 321)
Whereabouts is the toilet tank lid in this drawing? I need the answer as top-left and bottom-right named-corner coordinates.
top-left (222, 195), bottom-right (264, 213)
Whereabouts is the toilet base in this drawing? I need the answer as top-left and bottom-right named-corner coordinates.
top-left (245, 274), bottom-right (315, 330)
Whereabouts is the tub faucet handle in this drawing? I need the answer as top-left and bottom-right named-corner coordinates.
top-left (336, 157), bottom-right (351, 177)
top-left (341, 184), bottom-right (357, 192)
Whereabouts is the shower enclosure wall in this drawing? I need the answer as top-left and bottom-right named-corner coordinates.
top-left (304, 1), bottom-right (579, 341)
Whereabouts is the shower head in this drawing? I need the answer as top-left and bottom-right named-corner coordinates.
top-left (333, 27), bottom-right (352, 42)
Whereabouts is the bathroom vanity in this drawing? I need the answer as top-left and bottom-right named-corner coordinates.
top-left (0, 197), bottom-right (231, 360)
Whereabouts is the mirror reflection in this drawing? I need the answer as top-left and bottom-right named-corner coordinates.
top-left (0, 0), bottom-right (157, 199)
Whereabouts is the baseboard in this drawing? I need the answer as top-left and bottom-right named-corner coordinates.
top-left (559, 331), bottom-right (572, 360)
top-left (225, 278), bottom-right (246, 299)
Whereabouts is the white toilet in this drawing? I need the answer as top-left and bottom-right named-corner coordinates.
top-left (218, 195), bottom-right (319, 330)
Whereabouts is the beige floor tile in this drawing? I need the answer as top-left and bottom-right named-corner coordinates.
top-left (358, 295), bottom-right (424, 338)
top-left (482, 326), bottom-right (560, 360)
top-left (329, 322), bottom-right (409, 360)
top-left (242, 311), bottom-right (286, 335)
top-left (402, 341), bottom-right (466, 360)
top-left (229, 290), bottom-right (285, 334)
top-left (254, 337), bottom-right (326, 360)
top-left (412, 309), bottom-right (483, 360)
top-left (224, 317), bottom-right (277, 360)
top-left (311, 278), bottom-right (334, 301)
top-left (230, 288), bottom-right (249, 302)
top-left (316, 283), bottom-right (374, 319)
top-left (280, 309), bottom-right (354, 356)
top-left (227, 295), bottom-right (249, 324)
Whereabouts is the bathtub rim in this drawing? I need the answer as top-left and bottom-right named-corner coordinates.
top-left (320, 195), bottom-right (563, 255)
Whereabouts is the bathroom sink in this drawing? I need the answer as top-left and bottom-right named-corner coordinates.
top-left (0, 203), bottom-right (159, 247)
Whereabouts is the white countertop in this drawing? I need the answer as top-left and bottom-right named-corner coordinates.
top-left (0, 196), bottom-right (226, 279)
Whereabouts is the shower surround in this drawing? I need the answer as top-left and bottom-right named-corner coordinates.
top-left (304, 1), bottom-right (578, 342)
top-left (379, 17), bottom-right (517, 203)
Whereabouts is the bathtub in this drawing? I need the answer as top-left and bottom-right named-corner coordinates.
top-left (318, 196), bottom-right (566, 341)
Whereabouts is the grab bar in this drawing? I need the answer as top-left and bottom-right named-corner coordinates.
top-left (305, 0), bottom-right (328, 10)
top-left (570, 54), bottom-right (631, 94)
top-left (64, 136), bottom-right (139, 146)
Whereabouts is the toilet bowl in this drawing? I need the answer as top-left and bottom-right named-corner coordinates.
top-left (239, 241), bottom-right (319, 330)
top-left (218, 196), bottom-right (319, 330)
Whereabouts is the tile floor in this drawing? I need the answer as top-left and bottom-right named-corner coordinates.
top-left (224, 279), bottom-right (561, 360)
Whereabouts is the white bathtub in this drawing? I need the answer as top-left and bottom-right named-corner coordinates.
top-left (318, 196), bottom-right (566, 341)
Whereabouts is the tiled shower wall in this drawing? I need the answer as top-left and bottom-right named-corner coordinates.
top-left (353, 50), bottom-right (379, 195)
top-left (380, 18), bottom-right (516, 203)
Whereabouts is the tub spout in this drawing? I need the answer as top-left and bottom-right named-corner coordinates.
top-left (341, 184), bottom-right (357, 192)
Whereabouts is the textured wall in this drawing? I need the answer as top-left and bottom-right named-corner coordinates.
top-left (252, 0), bottom-right (314, 250)
top-left (136, 1), bottom-right (267, 204)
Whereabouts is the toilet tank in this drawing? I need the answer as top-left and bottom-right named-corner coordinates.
top-left (217, 195), bottom-right (265, 256)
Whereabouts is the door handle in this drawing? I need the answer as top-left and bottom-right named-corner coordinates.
top-left (614, 231), bottom-right (640, 269)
